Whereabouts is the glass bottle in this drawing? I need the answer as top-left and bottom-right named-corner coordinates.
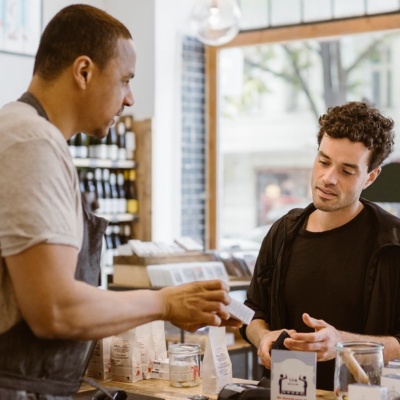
top-left (125, 169), bottom-right (138, 214)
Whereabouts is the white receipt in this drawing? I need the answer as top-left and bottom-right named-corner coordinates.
top-left (227, 297), bottom-right (255, 325)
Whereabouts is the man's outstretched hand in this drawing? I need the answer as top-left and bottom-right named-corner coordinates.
top-left (160, 280), bottom-right (242, 332)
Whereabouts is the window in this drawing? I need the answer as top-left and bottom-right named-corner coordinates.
top-left (205, 13), bottom-right (400, 250)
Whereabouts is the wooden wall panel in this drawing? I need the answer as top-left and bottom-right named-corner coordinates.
top-left (132, 118), bottom-right (152, 241)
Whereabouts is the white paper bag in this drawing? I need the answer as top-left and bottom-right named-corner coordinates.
top-left (110, 329), bottom-right (143, 383)
top-left (152, 320), bottom-right (167, 361)
top-left (202, 327), bottom-right (232, 394)
top-left (136, 322), bottom-right (153, 379)
top-left (85, 337), bottom-right (111, 380)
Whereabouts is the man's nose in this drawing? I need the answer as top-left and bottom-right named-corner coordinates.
top-left (322, 167), bottom-right (338, 185)
top-left (125, 88), bottom-right (135, 107)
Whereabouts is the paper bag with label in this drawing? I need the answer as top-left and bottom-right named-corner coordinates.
top-left (85, 337), bottom-right (112, 380)
top-left (110, 329), bottom-right (143, 383)
top-left (135, 321), bottom-right (168, 379)
top-left (152, 320), bottom-right (167, 361)
top-left (202, 326), bottom-right (232, 395)
top-left (136, 323), bottom-right (153, 379)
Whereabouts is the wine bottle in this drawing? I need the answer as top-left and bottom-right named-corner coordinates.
top-left (94, 168), bottom-right (105, 214)
top-left (103, 226), bottom-right (114, 266)
top-left (122, 223), bottom-right (131, 244)
top-left (78, 169), bottom-right (86, 194)
top-left (88, 136), bottom-right (100, 158)
top-left (74, 133), bottom-right (82, 158)
top-left (106, 126), bottom-right (119, 161)
top-left (124, 118), bottom-right (136, 161)
top-left (125, 169), bottom-right (138, 214)
top-left (96, 135), bottom-right (108, 160)
top-left (68, 135), bottom-right (77, 158)
top-left (104, 226), bottom-right (114, 249)
top-left (117, 172), bottom-right (127, 214)
top-left (111, 224), bottom-right (122, 250)
top-left (83, 170), bottom-right (98, 212)
top-left (109, 171), bottom-right (119, 214)
top-left (75, 132), bottom-right (88, 158)
top-left (117, 121), bottom-right (127, 161)
top-left (102, 168), bottom-right (112, 214)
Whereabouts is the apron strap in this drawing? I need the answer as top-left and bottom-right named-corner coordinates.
top-left (18, 92), bottom-right (49, 120)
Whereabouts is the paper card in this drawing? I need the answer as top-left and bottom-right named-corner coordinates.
top-left (382, 364), bottom-right (400, 376)
top-left (381, 374), bottom-right (400, 399)
top-left (226, 297), bottom-right (255, 325)
top-left (348, 384), bottom-right (387, 400)
top-left (389, 359), bottom-right (400, 367)
top-left (271, 350), bottom-right (316, 400)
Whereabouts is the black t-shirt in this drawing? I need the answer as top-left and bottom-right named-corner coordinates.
top-left (284, 206), bottom-right (375, 390)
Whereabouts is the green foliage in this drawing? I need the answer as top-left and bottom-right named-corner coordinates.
top-left (221, 32), bottom-right (396, 119)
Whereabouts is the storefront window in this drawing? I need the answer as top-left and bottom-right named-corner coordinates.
top-left (217, 29), bottom-right (400, 250)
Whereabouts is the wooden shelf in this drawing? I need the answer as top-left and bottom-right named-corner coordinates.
top-left (228, 279), bottom-right (252, 291)
top-left (108, 280), bottom-right (249, 291)
top-left (97, 213), bottom-right (138, 223)
top-left (73, 158), bottom-right (136, 169)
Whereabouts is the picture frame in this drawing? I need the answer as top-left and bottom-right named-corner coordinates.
top-left (0, 0), bottom-right (42, 57)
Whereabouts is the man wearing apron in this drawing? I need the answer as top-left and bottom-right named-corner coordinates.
top-left (0, 5), bottom-right (239, 399)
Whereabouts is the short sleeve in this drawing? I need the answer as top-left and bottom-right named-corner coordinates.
top-left (0, 138), bottom-right (82, 256)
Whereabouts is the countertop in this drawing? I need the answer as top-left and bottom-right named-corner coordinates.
top-left (75, 377), bottom-right (337, 400)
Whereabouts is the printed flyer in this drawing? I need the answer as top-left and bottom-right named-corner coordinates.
top-left (271, 350), bottom-right (316, 400)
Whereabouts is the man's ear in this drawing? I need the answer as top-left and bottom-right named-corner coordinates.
top-left (72, 56), bottom-right (93, 89)
top-left (363, 167), bottom-right (381, 190)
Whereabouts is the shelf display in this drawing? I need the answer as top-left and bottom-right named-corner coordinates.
top-left (67, 116), bottom-right (151, 271)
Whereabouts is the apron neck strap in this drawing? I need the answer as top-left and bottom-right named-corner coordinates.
top-left (18, 92), bottom-right (49, 121)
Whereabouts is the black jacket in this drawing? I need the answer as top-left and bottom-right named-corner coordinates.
top-left (241, 198), bottom-right (400, 343)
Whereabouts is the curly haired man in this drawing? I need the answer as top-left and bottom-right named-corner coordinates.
top-left (241, 101), bottom-right (400, 390)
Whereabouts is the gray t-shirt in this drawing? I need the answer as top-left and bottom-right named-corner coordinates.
top-left (0, 101), bottom-right (83, 333)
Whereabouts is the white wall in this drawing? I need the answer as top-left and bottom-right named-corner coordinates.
top-left (0, 0), bottom-right (193, 242)
top-left (105, 0), bottom-right (155, 120)
top-left (0, 53), bottom-right (33, 105)
top-left (0, 0), bottom-right (106, 106)
top-left (152, 0), bottom-right (194, 241)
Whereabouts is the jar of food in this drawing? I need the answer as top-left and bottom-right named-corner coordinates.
top-left (168, 343), bottom-right (202, 388)
top-left (334, 341), bottom-right (384, 399)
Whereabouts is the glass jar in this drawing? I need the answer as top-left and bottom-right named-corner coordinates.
top-left (168, 343), bottom-right (202, 388)
top-left (334, 341), bottom-right (384, 399)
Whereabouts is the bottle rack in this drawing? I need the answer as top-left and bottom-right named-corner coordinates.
top-left (68, 117), bottom-right (152, 268)
top-left (73, 159), bottom-right (138, 224)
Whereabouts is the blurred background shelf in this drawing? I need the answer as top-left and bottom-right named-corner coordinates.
top-left (73, 158), bottom-right (137, 169)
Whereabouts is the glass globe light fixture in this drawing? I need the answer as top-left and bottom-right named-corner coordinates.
top-left (189, 0), bottom-right (241, 46)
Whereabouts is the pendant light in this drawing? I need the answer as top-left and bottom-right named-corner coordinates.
top-left (189, 0), bottom-right (241, 46)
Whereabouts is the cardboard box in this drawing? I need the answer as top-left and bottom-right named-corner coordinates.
top-left (113, 253), bottom-right (214, 287)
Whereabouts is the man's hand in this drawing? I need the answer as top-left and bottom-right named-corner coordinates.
top-left (285, 313), bottom-right (341, 361)
top-left (257, 329), bottom-right (296, 369)
top-left (159, 280), bottom-right (241, 332)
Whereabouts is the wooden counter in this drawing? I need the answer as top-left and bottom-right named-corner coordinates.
top-left (75, 377), bottom-right (337, 400)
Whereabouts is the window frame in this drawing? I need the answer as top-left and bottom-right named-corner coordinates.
top-left (205, 12), bottom-right (400, 249)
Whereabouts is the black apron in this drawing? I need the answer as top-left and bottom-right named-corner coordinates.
top-left (0, 93), bottom-right (109, 399)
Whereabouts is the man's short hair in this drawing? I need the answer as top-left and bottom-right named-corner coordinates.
top-left (33, 4), bottom-right (132, 81)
